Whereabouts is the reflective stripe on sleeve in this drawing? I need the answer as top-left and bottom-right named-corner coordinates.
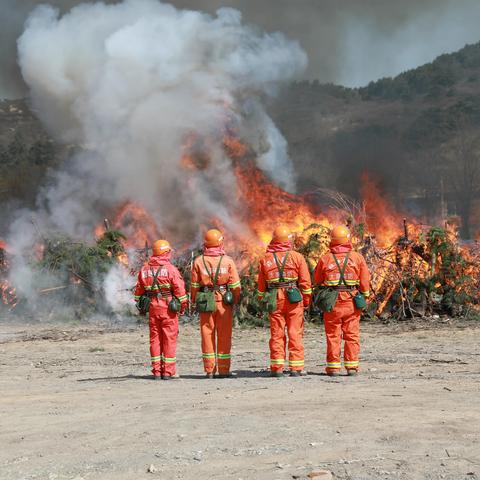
top-left (301, 288), bottom-right (312, 294)
top-left (228, 281), bottom-right (241, 288)
top-left (177, 294), bottom-right (188, 302)
top-left (361, 291), bottom-right (370, 297)
top-left (191, 282), bottom-right (200, 288)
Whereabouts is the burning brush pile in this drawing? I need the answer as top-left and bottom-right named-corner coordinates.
top-left (1, 173), bottom-right (479, 323)
top-left (3, 1), bottom-right (478, 322)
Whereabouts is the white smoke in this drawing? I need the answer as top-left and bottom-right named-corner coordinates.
top-left (17, 0), bottom-right (307, 240)
top-left (12, 0), bottom-right (307, 313)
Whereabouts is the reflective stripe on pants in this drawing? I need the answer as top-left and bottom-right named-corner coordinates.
top-left (149, 301), bottom-right (179, 377)
top-left (269, 290), bottom-right (305, 372)
top-left (323, 297), bottom-right (360, 373)
top-left (200, 301), bottom-right (233, 374)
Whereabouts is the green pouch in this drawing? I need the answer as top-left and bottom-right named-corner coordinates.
top-left (262, 289), bottom-right (278, 313)
top-left (353, 292), bottom-right (367, 310)
top-left (197, 255), bottom-right (224, 312)
top-left (136, 266), bottom-right (162, 316)
top-left (222, 290), bottom-right (234, 306)
top-left (314, 287), bottom-right (339, 313)
top-left (168, 296), bottom-right (181, 313)
top-left (196, 290), bottom-right (216, 313)
top-left (136, 294), bottom-right (151, 316)
top-left (286, 286), bottom-right (302, 304)
top-left (272, 251), bottom-right (301, 305)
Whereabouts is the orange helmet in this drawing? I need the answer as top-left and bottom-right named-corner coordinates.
top-left (272, 225), bottom-right (293, 243)
top-left (152, 239), bottom-right (172, 255)
top-left (204, 229), bottom-right (224, 247)
top-left (330, 225), bottom-right (351, 246)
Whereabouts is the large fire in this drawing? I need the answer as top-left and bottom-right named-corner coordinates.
top-left (2, 133), bottom-right (479, 317)
top-left (0, 240), bottom-right (17, 310)
top-left (99, 134), bottom-right (419, 256)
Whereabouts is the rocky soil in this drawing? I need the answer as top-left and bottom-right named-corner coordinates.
top-left (0, 317), bottom-right (479, 480)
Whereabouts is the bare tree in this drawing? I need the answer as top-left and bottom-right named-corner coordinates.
top-left (441, 129), bottom-right (480, 238)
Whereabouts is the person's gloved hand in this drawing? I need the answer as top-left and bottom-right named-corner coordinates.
top-left (180, 302), bottom-right (187, 315)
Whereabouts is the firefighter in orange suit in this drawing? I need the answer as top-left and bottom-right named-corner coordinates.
top-left (314, 226), bottom-right (370, 376)
top-left (257, 226), bottom-right (312, 377)
top-left (134, 240), bottom-right (188, 380)
top-left (191, 229), bottom-right (241, 378)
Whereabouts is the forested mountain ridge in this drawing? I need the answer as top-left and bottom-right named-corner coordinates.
top-left (2, 42), bottom-right (480, 237)
top-left (268, 42), bottom-right (480, 237)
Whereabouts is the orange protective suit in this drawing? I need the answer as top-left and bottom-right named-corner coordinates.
top-left (191, 247), bottom-right (241, 375)
top-left (314, 244), bottom-right (370, 374)
top-left (257, 243), bottom-right (312, 372)
top-left (134, 252), bottom-right (188, 378)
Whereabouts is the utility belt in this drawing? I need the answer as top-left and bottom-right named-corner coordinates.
top-left (200, 284), bottom-right (228, 293)
top-left (268, 281), bottom-right (297, 289)
top-left (147, 289), bottom-right (173, 299)
top-left (331, 285), bottom-right (356, 292)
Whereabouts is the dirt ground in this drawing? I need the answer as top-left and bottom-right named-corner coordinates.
top-left (0, 316), bottom-right (479, 480)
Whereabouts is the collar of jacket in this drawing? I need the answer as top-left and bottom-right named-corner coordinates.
top-left (330, 242), bottom-right (353, 254)
top-left (203, 245), bottom-right (226, 256)
top-left (148, 252), bottom-right (172, 266)
top-left (266, 241), bottom-right (292, 253)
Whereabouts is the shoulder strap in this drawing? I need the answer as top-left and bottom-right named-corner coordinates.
top-left (332, 252), bottom-right (350, 287)
top-left (273, 251), bottom-right (290, 282)
top-left (150, 266), bottom-right (162, 290)
top-left (202, 255), bottom-right (223, 287)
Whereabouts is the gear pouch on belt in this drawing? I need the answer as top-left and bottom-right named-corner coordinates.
top-left (168, 296), bottom-right (181, 313)
top-left (136, 294), bottom-right (151, 316)
top-left (196, 291), bottom-right (216, 313)
top-left (261, 290), bottom-right (277, 313)
top-left (222, 290), bottom-right (234, 306)
top-left (286, 286), bottom-right (302, 304)
top-left (136, 266), bottom-right (162, 316)
top-left (314, 287), bottom-right (338, 313)
top-left (353, 292), bottom-right (367, 310)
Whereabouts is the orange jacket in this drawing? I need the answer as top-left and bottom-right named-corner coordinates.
top-left (314, 249), bottom-right (370, 298)
top-left (257, 250), bottom-right (312, 306)
top-left (134, 254), bottom-right (188, 306)
top-left (191, 254), bottom-right (241, 304)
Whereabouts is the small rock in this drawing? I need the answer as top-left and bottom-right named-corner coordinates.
top-left (147, 464), bottom-right (157, 473)
top-left (307, 470), bottom-right (333, 479)
top-left (193, 451), bottom-right (202, 461)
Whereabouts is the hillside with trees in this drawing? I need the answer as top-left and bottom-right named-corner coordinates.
top-left (2, 42), bottom-right (480, 237)
top-left (268, 41), bottom-right (480, 238)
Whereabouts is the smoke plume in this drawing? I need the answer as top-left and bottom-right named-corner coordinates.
top-left (17, 0), bottom-right (306, 241)
top-left (3, 0), bottom-right (480, 99)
